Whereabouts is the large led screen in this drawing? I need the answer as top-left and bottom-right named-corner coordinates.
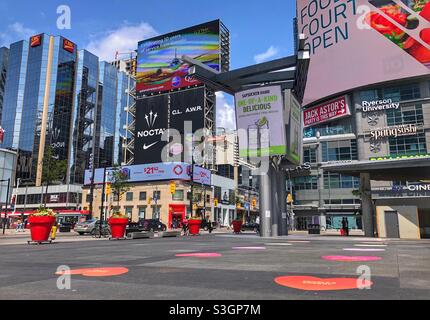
top-left (137, 20), bottom-right (221, 94)
top-left (297, 0), bottom-right (430, 106)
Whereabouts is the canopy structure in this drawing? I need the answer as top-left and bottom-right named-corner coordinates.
top-left (184, 34), bottom-right (310, 237)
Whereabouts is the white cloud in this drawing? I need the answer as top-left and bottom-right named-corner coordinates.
top-left (254, 46), bottom-right (280, 64)
top-left (86, 22), bottom-right (158, 62)
top-left (216, 92), bottom-right (236, 130)
top-left (0, 23), bottom-right (36, 47)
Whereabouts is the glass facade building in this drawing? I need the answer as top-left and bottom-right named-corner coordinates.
top-left (0, 47), bottom-right (9, 124)
top-left (0, 34), bottom-right (130, 187)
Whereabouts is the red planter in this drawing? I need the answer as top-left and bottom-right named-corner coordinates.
top-left (29, 216), bottom-right (56, 242)
top-left (232, 221), bottom-right (243, 234)
top-left (188, 219), bottom-right (201, 235)
top-left (108, 218), bottom-right (129, 239)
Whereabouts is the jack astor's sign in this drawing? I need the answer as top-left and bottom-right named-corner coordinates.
top-left (369, 124), bottom-right (419, 140)
top-left (303, 96), bottom-right (350, 128)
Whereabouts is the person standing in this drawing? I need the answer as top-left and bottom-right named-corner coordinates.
top-left (345, 217), bottom-right (350, 236)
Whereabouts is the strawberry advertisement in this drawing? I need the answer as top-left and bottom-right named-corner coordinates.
top-left (297, 0), bottom-right (430, 106)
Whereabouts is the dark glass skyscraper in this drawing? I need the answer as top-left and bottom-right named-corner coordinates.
top-left (0, 34), bottom-right (130, 187)
top-left (0, 47), bottom-right (9, 124)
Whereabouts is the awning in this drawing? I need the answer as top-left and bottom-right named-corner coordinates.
top-left (322, 158), bottom-right (430, 181)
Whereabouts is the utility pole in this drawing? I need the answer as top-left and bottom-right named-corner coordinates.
top-left (99, 166), bottom-right (107, 238)
top-left (2, 178), bottom-right (10, 235)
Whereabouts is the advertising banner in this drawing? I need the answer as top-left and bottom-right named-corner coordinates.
top-left (287, 92), bottom-right (303, 164)
top-left (235, 86), bottom-right (286, 157)
top-left (297, 0), bottom-right (430, 106)
top-left (134, 95), bottom-right (169, 164)
top-left (303, 96), bottom-right (350, 127)
top-left (84, 163), bottom-right (211, 185)
top-left (137, 20), bottom-right (221, 94)
top-left (169, 87), bottom-right (205, 134)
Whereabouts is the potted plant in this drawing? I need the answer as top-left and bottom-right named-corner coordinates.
top-left (188, 216), bottom-right (202, 236)
top-left (108, 211), bottom-right (129, 239)
top-left (232, 219), bottom-right (243, 234)
top-left (28, 207), bottom-right (57, 242)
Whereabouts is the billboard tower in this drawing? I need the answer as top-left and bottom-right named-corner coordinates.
top-left (134, 20), bottom-right (230, 170)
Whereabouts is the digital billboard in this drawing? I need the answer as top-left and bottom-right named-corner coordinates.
top-left (297, 0), bottom-right (430, 106)
top-left (134, 95), bottom-right (169, 164)
top-left (84, 163), bottom-right (211, 186)
top-left (137, 20), bottom-right (221, 94)
top-left (169, 87), bottom-right (205, 134)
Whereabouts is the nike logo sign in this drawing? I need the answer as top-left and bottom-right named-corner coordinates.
top-left (143, 142), bottom-right (158, 150)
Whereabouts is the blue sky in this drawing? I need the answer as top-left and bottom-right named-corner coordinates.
top-left (0, 0), bottom-right (297, 129)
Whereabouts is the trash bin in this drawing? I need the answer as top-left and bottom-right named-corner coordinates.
top-left (308, 224), bottom-right (321, 235)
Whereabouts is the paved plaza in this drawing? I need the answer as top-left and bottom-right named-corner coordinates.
top-left (0, 233), bottom-right (429, 300)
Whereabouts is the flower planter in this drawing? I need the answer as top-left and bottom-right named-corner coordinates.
top-left (29, 216), bottom-right (56, 242)
top-left (188, 219), bottom-right (201, 235)
top-left (232, 221), bottom-right (243, 234)
top-left (108, 218), bottom-right (129, 239)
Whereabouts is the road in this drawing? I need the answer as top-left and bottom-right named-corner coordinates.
top-left (0, 233), bottom-right (429, 300)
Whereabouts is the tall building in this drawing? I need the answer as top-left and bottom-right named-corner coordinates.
top-left (0, 34), bottom-right (131, 216)
top-left (0, 47), bottom-right (9, 124)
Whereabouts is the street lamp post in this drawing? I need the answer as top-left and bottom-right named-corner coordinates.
top-left (1, 178), bottom-right (11, 235)
top-left (99, 166), bottom-right (108, 238)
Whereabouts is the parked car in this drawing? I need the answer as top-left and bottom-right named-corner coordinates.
top-left (200, 220), bottom-right (217, 231)
top-left (241, 222), bottom-right (260, 233)
top-left (75, 219), bottom-right (109, 235)
top-left (138, 219), bottom-right (167, 232)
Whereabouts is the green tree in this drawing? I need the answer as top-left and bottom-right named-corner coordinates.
top-left (110, 165), bottom-right (132, 209)
top-left (42, 146), bottom-right (67, 206)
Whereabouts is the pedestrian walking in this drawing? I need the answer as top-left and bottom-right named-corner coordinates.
top-left (15, 219), bottom-right (22, 232)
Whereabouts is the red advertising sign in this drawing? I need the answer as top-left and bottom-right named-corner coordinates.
top-left (30, 35), bottom-right (42, 47)
top-left (63, 39), bottom-right (75, 53)
top-left (303, 96), bottom-right (350, 128)
top-left (0, 127), bottom-right (4, 143)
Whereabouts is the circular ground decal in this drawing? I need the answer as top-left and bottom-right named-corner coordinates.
top-left (274, 275), bottom-right (372, 291)
top-left (175, 253), bottom-right (222, 258)
top-left (232, 247), bottom-right (266, 250)
top-left (56, 267), bottom-right (129, 277)
top-left (322, 255), bottom-right (382, 262)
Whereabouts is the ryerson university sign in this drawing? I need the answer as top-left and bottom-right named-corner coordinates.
top-left (361, 99), bottom-right (400, 113)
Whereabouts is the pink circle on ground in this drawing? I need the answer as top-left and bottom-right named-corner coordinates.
top-left (322, 256), bottom-right (382, 262)
top-left (232, 247), bottom-right (267, 250)
top-left (175, 253), bottom-right (222, 258)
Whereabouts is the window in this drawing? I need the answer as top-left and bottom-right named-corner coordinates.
top-left (139, 192), bottom-right (147, 201)
top-left (389, 133), bottom-right (427, 156)
top-left (152, 205), bottom-right (161, 219)
top-left (138, 207), bottom-right (146, 219)
top-left (360, 83), bottom-right (421, 102)
top-left (321, 140), bottom-right (357, 162)
top-left (293, 176), bottom-right (318, 190)
top-left (324, 173), bottom-right (360, 189)
top-left (386, 104), bottom-right (424, 126)
top-left (126, 192), bottom-right (133, 201)
top-left (303, 121), bottom-right (353, 138)
top-left (125, 206), bottom-right (133, 219)
top-left (303, 148), bottom-right (317, 163)
top-left (172, 190), bottom-right (184, 201)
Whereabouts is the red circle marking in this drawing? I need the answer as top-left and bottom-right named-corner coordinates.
top-left (56, 267), bottom-right (129, 277)
top-left (322, 256), bottom-right (382, 262)
top-left (175, 253), bottom-right (222, 258)
top-left (274, 276), bottom-right (372, 291)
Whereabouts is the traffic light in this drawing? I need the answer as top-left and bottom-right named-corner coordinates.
top-left (252, 198), bottom-right (257, 208)
top-left (214, 198), bottom-right (218, 207)
top-left (287, 193), bottom-right (293, 204)
top-left (170, 182), bottom-right (176, 194)
top-left (147, 197), bottom-right (152, 205)
top-left (105, 184), bottom-right (111, 196)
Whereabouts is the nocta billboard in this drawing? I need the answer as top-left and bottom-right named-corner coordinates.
top-left (297, 0), bottom-right (430, 106)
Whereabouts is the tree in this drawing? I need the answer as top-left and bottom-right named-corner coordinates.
top-left (110, 165), bottom-right (132, 209)
top-left (42, 146), bottom-right (67, 206)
